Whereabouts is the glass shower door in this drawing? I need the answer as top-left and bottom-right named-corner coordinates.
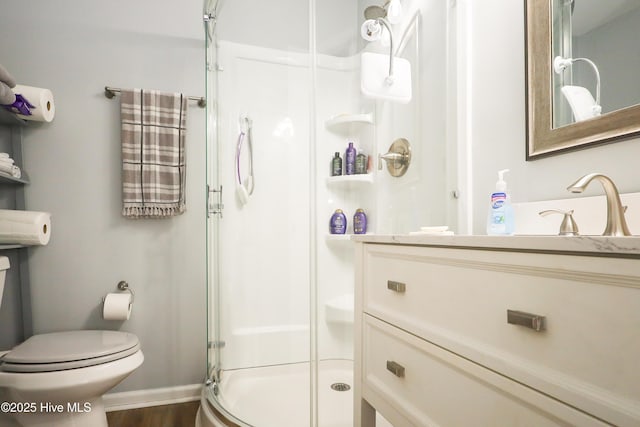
top-left (205, 1), bottom-right (315, 426)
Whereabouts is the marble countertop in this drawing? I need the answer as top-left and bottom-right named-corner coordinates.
top-left (350, 234), bottom-right (640, 257)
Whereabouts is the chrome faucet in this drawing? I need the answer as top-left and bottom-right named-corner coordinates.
top-left (566, 173), bottom-right (631, 236)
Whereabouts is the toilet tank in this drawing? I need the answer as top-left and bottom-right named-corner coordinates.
top-left (0, 256), bottom-right (10, 308)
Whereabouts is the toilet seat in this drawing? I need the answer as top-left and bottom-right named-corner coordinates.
top-left (0, 330), bottom-right (140, 373)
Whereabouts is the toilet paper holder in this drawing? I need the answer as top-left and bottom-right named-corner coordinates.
top-left (116, 280), bottom-right (135, 303)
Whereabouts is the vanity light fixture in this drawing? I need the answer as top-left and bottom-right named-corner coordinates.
top-left (553, 55), bottom-right (602, 121)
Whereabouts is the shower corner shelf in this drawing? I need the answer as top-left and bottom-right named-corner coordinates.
top-left (325, 233), bottom-right (373, 242)
top-left (326, 174), bottom-right (374, 187)
top-left (326, 234), bottom-right (352, 242)
top-left (325, 293), bottom-right (354, 324)
top-left (324, 113), bottom-right (373, 131)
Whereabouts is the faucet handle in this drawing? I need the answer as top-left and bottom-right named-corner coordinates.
top-left (539, 209), bottom-right (579, 236)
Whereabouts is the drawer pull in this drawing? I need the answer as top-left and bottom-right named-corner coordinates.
top-left (507, 309), bottom-right (546, 332)
top-left (387, 280), bottom-right (406, 293)
top-left (386, 360), bottom-right (405, 378)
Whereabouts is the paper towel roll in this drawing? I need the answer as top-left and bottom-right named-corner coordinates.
top-left (0, 209), bottom-right (51, 245)
top-left (12, 84), bottom-right (55, 122)
top-left (103, 292), bottom-right (132, 320)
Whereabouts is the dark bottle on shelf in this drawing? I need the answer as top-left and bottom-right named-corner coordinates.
top-left (331, 152), bottom-right (342, 176)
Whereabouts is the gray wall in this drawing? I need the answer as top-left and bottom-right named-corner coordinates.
top-left (0, 0), bottom-right (207, 391)
top-left (468, 0), bottom-right (640, 233)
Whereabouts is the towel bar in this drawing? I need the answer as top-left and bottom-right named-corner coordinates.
top-left (104, 86), bottom-right (206, 108)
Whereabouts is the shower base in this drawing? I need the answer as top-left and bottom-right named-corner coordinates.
top-left (196, 359), bottom-right (391, 427)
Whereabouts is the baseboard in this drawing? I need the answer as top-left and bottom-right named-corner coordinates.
top-left (104, 383), bottom-right (201, 412)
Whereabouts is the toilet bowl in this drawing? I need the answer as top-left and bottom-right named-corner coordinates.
top-left (0, 330), bottom-right (144, 427)
top-left (0, 258), bottom-right (144, 427)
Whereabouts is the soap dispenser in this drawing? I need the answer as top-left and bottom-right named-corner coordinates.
top-left (486, 169), bottom-right (514, 235)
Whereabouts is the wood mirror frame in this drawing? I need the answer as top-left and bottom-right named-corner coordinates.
top-left (525, 0), bottom-right (640, 160)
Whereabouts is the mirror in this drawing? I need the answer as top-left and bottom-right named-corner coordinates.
top-left (526, 0), bottom-right (640, 159)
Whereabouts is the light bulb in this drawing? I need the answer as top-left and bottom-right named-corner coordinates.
top-left (553, 56), bottom-right (573, 74)
top-left (387, 0), bottom-right (402, 24)
top-left (360, 19), bottom-right (382, 41)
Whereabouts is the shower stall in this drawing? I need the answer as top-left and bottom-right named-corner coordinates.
top-left (198, 1), bottom-right (456, 426)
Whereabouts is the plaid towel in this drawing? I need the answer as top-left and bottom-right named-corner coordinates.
top-left (120, 89), bottom-right (187, 218)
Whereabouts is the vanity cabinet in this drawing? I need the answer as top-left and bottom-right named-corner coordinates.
top-left (354, 239), bottom-right (640, 427)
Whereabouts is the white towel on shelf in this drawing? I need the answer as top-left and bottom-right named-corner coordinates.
top-left (0, 153), bottom-right (10, 158)
top-left (0, 157), bottom-right (15, 166)
top-left (0, 163), bottom-right (20, 178)
top-left (0, 163), bottom-right (13, 175)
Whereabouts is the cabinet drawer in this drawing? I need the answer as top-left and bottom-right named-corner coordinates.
top-left (362, 315), bottom-right (605, 427)
top-left (363, 244), bottom-right (640, 426)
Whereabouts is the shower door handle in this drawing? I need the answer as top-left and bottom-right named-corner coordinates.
top-left (208, 185), bottom-right (224, 218)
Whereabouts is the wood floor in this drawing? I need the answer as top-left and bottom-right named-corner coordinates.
top-left (106, 401), bottom-right (200, 427)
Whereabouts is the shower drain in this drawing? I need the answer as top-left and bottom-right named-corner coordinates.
top-left (330, 382), bottom-right (351, 392)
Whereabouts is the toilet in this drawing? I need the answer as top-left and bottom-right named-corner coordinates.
top-left (0, 257), bottom-right (144, 427)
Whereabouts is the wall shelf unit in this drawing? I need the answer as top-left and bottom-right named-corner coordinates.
top-left (0, 106), bottom-right (33, 349)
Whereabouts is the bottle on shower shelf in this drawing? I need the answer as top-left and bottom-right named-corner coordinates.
top-left (355, 151), bottom-right (367, 174)
top-left (353, 208), bottom-right (367, 234)
top-left (345, 141), bottom-right (356, 175)
top-left (329, 209), bottom-right (347, 234)
top-left (331, 152), bottom-right (342, 176)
